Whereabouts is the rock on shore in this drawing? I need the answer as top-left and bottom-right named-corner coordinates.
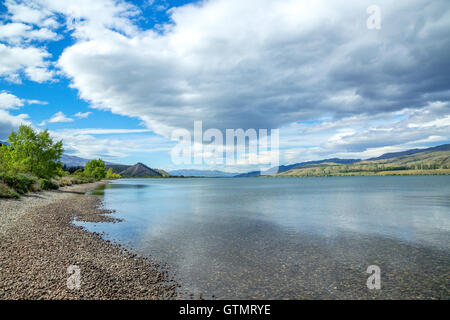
top-left (0, 181), bottom-right (178, 299)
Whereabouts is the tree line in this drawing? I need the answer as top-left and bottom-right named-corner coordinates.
top-left (0, 125), bottom-right (120, 198)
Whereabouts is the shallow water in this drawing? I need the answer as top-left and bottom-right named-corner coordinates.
top-left (78, 176), bottom-right (450, 299)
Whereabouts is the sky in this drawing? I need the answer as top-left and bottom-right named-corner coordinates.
top-left (0, 0), bottom-right (449, 172)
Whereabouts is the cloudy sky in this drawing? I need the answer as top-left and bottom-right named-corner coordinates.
top-left (0, 0), bottom-right (449, 171)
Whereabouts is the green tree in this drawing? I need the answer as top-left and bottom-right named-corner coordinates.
top-left (0, 125), bottom-right (63, 178)
top-left (105, 168), bottom-right (121, 179)
top-left (84, 159), bottom-right (106, 180)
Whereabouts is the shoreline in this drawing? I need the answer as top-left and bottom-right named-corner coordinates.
top-left (0, 181), bottom-right (178, 299)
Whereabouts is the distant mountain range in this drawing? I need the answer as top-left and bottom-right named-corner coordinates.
top-left (60, 154), bottom-right (169, 178)
top-left (168, 169), bottom-right (238, 177)
top-left (60, 154), bottom-right (94, 167)
top-left (59, 143), bottom-right (450, 178)
top-left (234, 158), bottom-right (360, 177)
top-left (276, 144), bottom-right (450, 177)
top-left (235, 144), bottom-right (450, 177)
top-left (366, 144), bottom-right (450, 161)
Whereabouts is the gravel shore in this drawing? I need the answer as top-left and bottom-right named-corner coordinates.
top-left (0, 181), bottom-right (178, 299)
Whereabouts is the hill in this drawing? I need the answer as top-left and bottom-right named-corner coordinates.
top-left (277, 144), bottom-right (450, 177)
top-left (234, 171), bottom-right (262, 178)
top-left (60, 154), bottom-right (115, 167)
top-left (367, 144), bottom-right (450, 160)
top-left (105, 163), bottom-right (170, 177)
top-left (60, 154), bottom-right (91, 167)
top-left (60, 155), bottom-right (170, 178)
top-left (154, 168), bottom-right (171, 177)
top-left (235, 158), bottom-right (360, 177)
top-left (104, 164), bottom-right (131, 174)
top-left (117, 163), bottom-right (165, 177)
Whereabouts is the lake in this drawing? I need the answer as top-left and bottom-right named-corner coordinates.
top-left (77, 176), bottom-right (450, 299)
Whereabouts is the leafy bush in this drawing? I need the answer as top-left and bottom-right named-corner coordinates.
top-left (56, 167), bottom-right (70, 177)
top-left (39, 178), bottom-right (59, 190)
top-left (0, 172), bottom-right (37, 194)
top-left (0, 182), bottom-right (19, 198)
top-left (73, 169), bottom-right (84, 176)
top-left (83, 159), bottom-right (107, 180)
top-left (105, 168), bottom-right (121, 179)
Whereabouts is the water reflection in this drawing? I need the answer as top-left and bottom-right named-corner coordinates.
top-left (77, 176), bottom-right (450, 299)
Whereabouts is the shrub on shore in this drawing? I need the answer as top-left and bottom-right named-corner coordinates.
top-left (0, 172), bottom-right (98, 198)
top-left (39, 178), bottom-right (59, 190)
top-left (56, 175), bottom-right (95, 186)
top-left (0, 125), bottom-right (116, 198)
top-left (0, 172), bottom-right (37, 194)
top-left (78, 159), bottom-right (121, 180)
top-left (83, 159), bottom-right (107, 180)
top-left (0, 182), bottom-right (19, 198)
top-left (105, 168), bottom-right (121, 179)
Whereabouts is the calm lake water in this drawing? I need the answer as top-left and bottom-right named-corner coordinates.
top-left (77, 176), bottom-right (450, 299)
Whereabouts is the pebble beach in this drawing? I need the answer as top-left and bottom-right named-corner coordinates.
top-left (0, 181), bottom-right (178, 299)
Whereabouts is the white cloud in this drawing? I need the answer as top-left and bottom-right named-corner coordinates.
top-left (0, 91), bottom-right (26, 110)
top-left (29, 0), bottom-right (140, 39)
top-left (55, 0), bottom-right (450, 141)
top-left (0, 22), bottom-right (60, 44)
top-left (408, 116), bottom-right (450, 129)
top-left (50, 128), bottom-right (172, 160)
top-left (73, 111), bottom-right (92, 119)
top-left (0, 1), bottom-right (61, 83)
top-left (0, 0), bottom-right (139, 83)
top-left (57, 128), bottom-right (152, 135)
top-left (40, 111), bottom-right (74, 126)
top-left (0, 22), bottom-right (30, 40)
top-left (48, 111), bottom-right (74, 123)
top-left (0, 43), bottom-right (54, 83)
top-left (5, 0), bottom-right (53, 25)
top-left (0, 91), bottom-right (47, 109)
top-left (0, 91), bottom-right (38, 138)
top-left (274, 101), bottom-right (450, 163)
top-left (0, 110), bottom-right (30, 139)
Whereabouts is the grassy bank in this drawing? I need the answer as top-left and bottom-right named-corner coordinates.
top-left (277, 168), bottom-right (450, 177)
top-left (0, 172), bottom-right (96, 199)
top-left (0, 125), bottom-right (121, 199)
top-left (276, 150), bottom-right (450, 177)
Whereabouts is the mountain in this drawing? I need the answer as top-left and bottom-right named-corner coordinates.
top-left (234, 171), bottom-right (261, 178)
top-left (60, 144), bottom-right (450, 178)
top-left (169, 169), bottom-right (239, 177)
top-left (235, 144), bottom-right (450, 177)
top-left (105, 163), bottom-right (171, 177)
top-left (235, 158), bottom-right (360, 177)
top-left (61, 155), bottom-right (170, 178)
top-left (117, 163), bottom-right (165, 177)
top-left (60, 154), bottom-right (91, 167)
top-left (278, 144), bottom-right (450, 177)
top-left (104, 164), bottom-right (131, 173)
top-left (154, 168), bottom-right (171, 177)
top-left (367, 144), bottom-right (450, 160)
top-left (60, 154), bottom-right (116, 167)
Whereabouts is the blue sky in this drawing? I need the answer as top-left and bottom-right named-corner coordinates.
top-left (1, 0), bottom-right (449, 171)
